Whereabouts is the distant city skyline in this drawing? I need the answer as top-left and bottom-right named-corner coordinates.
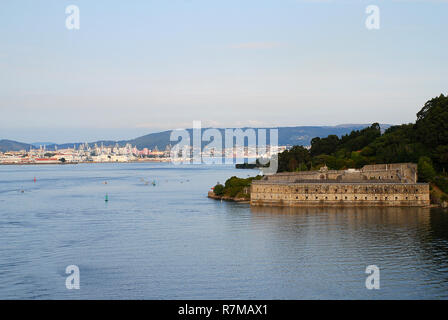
top-left (1, 0), bottom-right (447, 143)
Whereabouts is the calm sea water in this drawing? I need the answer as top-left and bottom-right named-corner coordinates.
top-left (0, 163), bottom-right (448, 299)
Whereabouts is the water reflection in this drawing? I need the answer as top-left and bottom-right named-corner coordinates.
top-left (429, 209), bottom-right (448, 241)
top-left (249, 206), bottom-right (448, 299)
top-left (251, 205), bottom-right (431, 225)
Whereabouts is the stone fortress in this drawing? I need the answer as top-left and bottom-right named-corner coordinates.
top-left (250, 163), bottom-right (430, 207)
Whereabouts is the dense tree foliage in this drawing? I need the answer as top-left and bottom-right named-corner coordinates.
top-left (213, 183), bottom-right (225, 196)
top-left (309, 123), bottom-right (381, 158)
top-left (278, 123), bottom-right (382, 171)
top-left (415, 94), bottom-right (448, 149)
top-left (278, 146), bottom-right (311, 172)
top-left (418, 156), bottom-right (436, 182)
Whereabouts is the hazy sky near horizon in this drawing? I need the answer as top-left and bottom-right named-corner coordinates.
top-left (0, 0), bottom-right (447, 143)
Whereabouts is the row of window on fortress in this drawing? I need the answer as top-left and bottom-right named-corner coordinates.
top-left (257, 187), bottom-right (421, 193)
top-left (371, 176), bottom-right (396, 179)
top-left (260, 195), bottom-right (420, 201)
top-left (296, 195), bottom-right (420, 201)
top-left (294, 187), bottom-right (420, 193)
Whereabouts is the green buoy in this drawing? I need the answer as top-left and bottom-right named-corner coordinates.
top-left (105, 194), bottom-right (109, 202)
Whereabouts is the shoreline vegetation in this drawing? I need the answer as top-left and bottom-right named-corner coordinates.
top-left (212, 94), bottom-right (448, 207)
top-left (208, 175), bottom-right (263, 202)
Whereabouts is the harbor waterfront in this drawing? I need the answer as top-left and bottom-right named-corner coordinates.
top-left (0, 143), bottom-right (286, 165)
top-left (1, 163), bottom-right (448, 299)
top-left (0, 143), bottom-right (171, 164)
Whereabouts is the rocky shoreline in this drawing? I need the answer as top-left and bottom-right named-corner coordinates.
top-left (207, 191), bottom-right (250, 203)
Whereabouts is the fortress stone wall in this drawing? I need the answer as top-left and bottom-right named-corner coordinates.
top-left (250, 163), bottom-right (430, 207)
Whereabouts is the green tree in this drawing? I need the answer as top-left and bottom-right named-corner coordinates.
top-left (418, 156), bottom-right (436, 182)
top-left (278, 146), bottom-right (311, 172)
top-left (434, 176), bottom-right (448, 194)
top-left (415, 94), bottom-right (448, 148)
top-left (434, 145), bottom-right (448, 173)
top-left (213, 184), bottom-right (224, 196)
top-left (310, 135), bottom-right (339, 156)
top-left (274, 94), bottom-right (448, 178)
top-left (414, 94), bottom-right (448, 171)
top-left (339, 123), bottom-right (381, 153)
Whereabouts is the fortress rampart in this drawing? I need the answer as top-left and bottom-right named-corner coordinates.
top-left (266, 163), bottom-right (417, 183)
top-left (250, 163), bottom-right (430, 207)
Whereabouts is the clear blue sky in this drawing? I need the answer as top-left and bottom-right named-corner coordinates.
top-left (0, 0), bottom-right (447, 143)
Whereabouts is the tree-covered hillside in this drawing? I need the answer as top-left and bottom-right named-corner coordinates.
top-left (277, 94), bottom-right (448, 203)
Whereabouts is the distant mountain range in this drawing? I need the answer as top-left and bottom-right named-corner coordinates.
top-left (0, 140), bottom-right (34, 153)
top-left (0, 124), bottom-right (391, 152)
